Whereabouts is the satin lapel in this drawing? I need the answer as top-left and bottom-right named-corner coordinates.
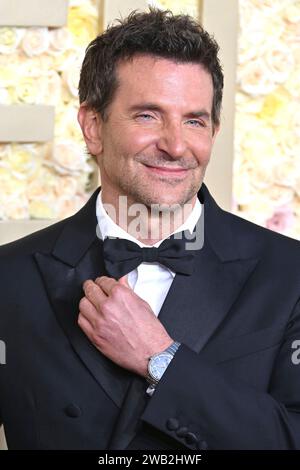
top-left (34, 190), bottom-right (131, 408)
top-left (158, 185), bottom-right (259, 353)
top-left (34, 243), bottom-right (130, 408)
top-left (158, 242), bottom-right (258, 353)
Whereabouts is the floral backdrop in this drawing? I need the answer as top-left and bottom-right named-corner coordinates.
top-left (0, 0), bottom-right (299, 240)
top-left (149, 0), bottom-right (201, 17)
top-left (234, 0), bottom-right (300, 239)
top-left (0, 0), bottom-right (100, 220)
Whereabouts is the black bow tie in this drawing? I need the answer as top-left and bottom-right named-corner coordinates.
top-left (102, 234), bottom-right (196, 279)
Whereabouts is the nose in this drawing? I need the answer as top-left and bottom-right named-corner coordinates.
top-left (157, 122), bottom-right (187, 160)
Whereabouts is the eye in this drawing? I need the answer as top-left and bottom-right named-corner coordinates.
top-left (186, 119), bottom-right (205, 127)
top-left (136, 113), bottom-right (154, 121)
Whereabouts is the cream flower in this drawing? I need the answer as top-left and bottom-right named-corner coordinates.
top-left (0, 27), bottom-right (25, 54)
top-left (238, 58), bottom-right (276, 96)
top-left (261, 185), bottom-right (295, 207)
top-left (272, 157), bottom-right (300, 188)
top-left (284, 66), bottom-right (300, 97)
top-left (43, 70), bottom-right (62, 106)
top-left (277, 128), bottom-right (300, 159)
top-left (0, 64), bottom-right (15, 88)
top-left (0, 167), bottom-right (27, 202)
top-left (0, 144), bottom-right (11, 159)
top-left (48, 27), bottom-right (72, 55)
top-left (258, 87), bottom-right (291, 124)
top-left (26, 167), bottom-right (58, 201)
top-left (55, 106), bottom-right (83, 142)
top-left (28, 199), bottom-right (57, 219)
top-left (236, 0), bottom-right (300, 240)
top-left (61, 53), bottom-right (82, 98)
top-left (7, 144), bottom-right (42, 181)
top-left (9, 75), bottom-right (43, 104)
top-left (283, 2), bottom-right (300, 23)
top-left (56, 194), bottom-right (89, 219)
top-left (235, 92), bottom-right (264, 114)
top-left (1, 198), bottom-right (29, 220)
top-left (50, 140), bottom-right (92, 175)
top-left (233, 171), bottom-right (256, 206)
top-left (21, 28), bottom-right (50, 57)
top-left (68, 3), bottom-right (98, 47)
top-left (0, 87), bottom-right (11, 104)
top-left (264, 44), bottom-right (294, 84)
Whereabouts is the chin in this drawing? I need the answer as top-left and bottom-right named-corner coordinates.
top-left (143, 192), bottom-right (192, 209)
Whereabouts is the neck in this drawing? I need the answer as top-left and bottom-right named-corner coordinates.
top-left (101, 188), bottom-right (197, 246)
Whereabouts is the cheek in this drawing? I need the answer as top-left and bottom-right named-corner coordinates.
top-left (111, 131), bottom-right (155, 161)
top-left (125, 124), bottom-right (159, 149)
top-left (193, 139), bottom-right (214, 166)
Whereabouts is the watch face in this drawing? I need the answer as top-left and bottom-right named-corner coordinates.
top-left (149, 352), bottom-right (173, 381)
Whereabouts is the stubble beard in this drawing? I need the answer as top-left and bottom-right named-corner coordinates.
top-left (116, 170), bottom-right (204, 213)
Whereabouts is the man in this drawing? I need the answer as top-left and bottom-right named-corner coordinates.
top-left (0, 9), bottom-right (300, 450)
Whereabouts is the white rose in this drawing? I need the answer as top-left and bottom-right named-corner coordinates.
top-left (233, 170), bottom-right (256, 206)
top-left (283, 3), bottom-right (300, 23)
top-left (0, 64), bottom-right (16, 87)
top-left (21, 28), bottom-right (49, 57)
top-left (272, 157), bottom-right (300, 188)
top-left (61, 51), bottom-right (84, 97)
top-left (264, 44), bottom-right (294, 84)
top-left (7, 144), bottom-right (41, 181)
top-left (235, 92), bottom-right (264, 114)
top-left (48, 27), bottom-right (72, 55)
top-left (12, 75), bottom-right (44, 104)
top-left (0, 144), bottom-right (11, 158)
top-left (0, 27), bottom-right (25, 54)
top-left (1, 197), bottom-right (29, 220)
top-left (238, 58), bottom-right (276, 96)
top-left (55, 106), bottom-right (83, 142)
top-left (0, 169), bottom-right (27, 199)
top-left (261, 185), bottom-right (295, 207)
top-left (28, 199), bottom-right (57, 219)
top-left (285, 66), bottom-right (300, 97)
top-left (43, 70), bottom-right (62, 106)
top-left (0, 87), bottom-right (11, 104)
top-left (56, 194), bottom-right (89, 219)
top-left (51, 140), bottom-right (91, 174)
top-left (26, 167), bottom-right (57, 200)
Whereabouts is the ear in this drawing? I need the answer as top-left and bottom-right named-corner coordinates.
top-left (77, 103), bottom-right (103, 156)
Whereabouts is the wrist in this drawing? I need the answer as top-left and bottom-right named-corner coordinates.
top-left (140, 338), bottom-right (174, 377)
top-left (146, 341), bottom-right (181, 386)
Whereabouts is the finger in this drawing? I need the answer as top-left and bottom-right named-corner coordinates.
top-left (118, 275), bottom-right (130, 287)
top-left (83, 280), bottom-right (106, 310)
top-left (95, 276), bottom-right (118, 296)
top-left (79, 296), bottom-right (99, 326)
top-left (78, 312), bottom-right (95, 340)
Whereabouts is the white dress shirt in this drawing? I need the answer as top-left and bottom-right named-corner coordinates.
top-left (96, 191), bottom-right (202, 316)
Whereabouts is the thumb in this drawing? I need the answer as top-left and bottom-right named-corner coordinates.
top-left (118, 275), bottom-right (130, 287)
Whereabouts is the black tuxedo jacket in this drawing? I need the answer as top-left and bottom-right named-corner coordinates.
top-left (0, 184), bottom-right (300, 450)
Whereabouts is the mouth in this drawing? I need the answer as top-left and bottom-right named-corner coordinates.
top-left (143, 164), bottom-right (189, 177)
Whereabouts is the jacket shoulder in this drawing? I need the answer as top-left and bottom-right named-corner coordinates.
top-left (224, 210), bottom-right (300, 263)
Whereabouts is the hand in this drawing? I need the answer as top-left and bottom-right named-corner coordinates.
top-left (78, 275), bottom-right (174, 377)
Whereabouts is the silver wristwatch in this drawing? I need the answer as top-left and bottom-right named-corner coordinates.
top-left (146, 341), bottom-right (181, 387)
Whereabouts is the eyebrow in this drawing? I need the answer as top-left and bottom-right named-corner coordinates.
top-left (128, 103), bottom-right (211, 120)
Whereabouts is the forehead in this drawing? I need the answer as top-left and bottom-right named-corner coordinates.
top-left (114, 54), bottom-right (214, 108)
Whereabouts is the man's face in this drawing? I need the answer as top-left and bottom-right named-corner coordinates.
top-left (93, 54), bottom-right (219, 208)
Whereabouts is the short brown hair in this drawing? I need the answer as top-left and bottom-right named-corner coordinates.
top-left (79, 8), bottom-right (223, 127)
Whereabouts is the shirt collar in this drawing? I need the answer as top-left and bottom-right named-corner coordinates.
top-left (96, 190), bottom-right (202, 248)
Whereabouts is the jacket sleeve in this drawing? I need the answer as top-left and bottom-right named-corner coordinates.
top-left (141, 298), bottom-right (300, 450)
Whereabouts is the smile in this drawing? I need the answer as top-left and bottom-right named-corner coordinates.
top-left (143, 164), bottom-right (189, 177)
